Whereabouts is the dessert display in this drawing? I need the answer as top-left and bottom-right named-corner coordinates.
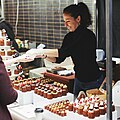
top-left (0, 29), bottom-right (16, 58)
top-left (74, 95), bottom-right (115, 119)
top-left (6, 64), bottom-right (23, 78)
top-left (34, 81), bottom-right (68, 99)
top-left (44, 100), bottom-right (70, 117)
top-left (44, 95), bottom-right (115, 119)
top-left (0, 29), bottom-right (22, 80)
top-left (12, 77), bottom-right (54, 92)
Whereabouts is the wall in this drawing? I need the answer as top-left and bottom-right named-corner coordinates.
top-left (4, 0), bottom-right (95, 49)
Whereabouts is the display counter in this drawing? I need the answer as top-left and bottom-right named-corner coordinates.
top-left (9, 104), bottom-right (117, 120)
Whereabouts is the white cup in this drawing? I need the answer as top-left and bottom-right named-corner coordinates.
top-left (34, 108), bottom-right (44, 120)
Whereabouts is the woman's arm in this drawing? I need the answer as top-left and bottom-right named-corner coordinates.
top-left (26, 48), bottom-right (59, 63)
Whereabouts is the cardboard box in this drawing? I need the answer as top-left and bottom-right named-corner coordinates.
top-left (86, 88), bottom-right (106, 100)
top-left (86, 78), bottom-right (115, 100)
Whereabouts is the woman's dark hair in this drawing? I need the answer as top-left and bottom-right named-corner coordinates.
top-left (63, 2), bottom-right (92, 27)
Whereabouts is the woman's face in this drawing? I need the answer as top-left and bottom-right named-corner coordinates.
top-left (63, 13), bottom-right (80, 32)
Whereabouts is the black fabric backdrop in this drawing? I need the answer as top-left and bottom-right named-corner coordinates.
top-left (97, 0), bottom-right (120, 57)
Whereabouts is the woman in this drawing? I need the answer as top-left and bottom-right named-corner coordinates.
top-left (0, 55), bottom-right (18, 120)
top-left (26, 2), bottom-right (105, 98)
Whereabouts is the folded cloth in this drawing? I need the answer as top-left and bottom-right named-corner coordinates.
top-left (4, 54), bottom-right (35, 66)
top-left (26, 48), bottom-right (44, 57)
top-left (16, 54), bottom-right (35, 62)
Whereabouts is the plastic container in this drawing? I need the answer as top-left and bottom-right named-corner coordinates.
top-left (34, 108), bottom-right (44, 120)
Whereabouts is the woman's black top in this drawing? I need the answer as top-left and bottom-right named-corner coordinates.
top-left (56, 25), bottom-right (101, 83)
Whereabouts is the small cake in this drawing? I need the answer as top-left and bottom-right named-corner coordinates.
top-left (73, 103), bottom-right (77, 113)
top-left (60, 110), bottom-right (67, 117)
top-left (77, 105), bottom-right (84, 115)
top-left (37, 89), bottom-right (41, 95)
top-left (99, 101), bottom-right (106, 115)
top-left (53, 81), bottom-right (58, 86)
top-left (0, 38), bottom-right (4, 46)
top-left (26, 84), bottom-right (31, 91)
top-left (60, 83), bottom-right (64, 88)
top-left (57, 82), bottom-right (61, 87)
top-left (94, 102), bottom-right (100, 117)
top-left (62, 85), bottom-right (68, 95)
top-left (7, 49), bottom-right (12, 56)
top-left (43, 90), bottom-right (47, 98)
top-left (11, 47), bottom-right (15, 55)
top-left (2, 29), bottom-right (6, 37)
top-left (0, 49), bottom-right (5, 56)
top-left (52, 91), bottom-right (58, 98)
top-left (21, 86), bottom-right (27, 92)
top-left (18, 65), bottom-right (22, 73)
top-left (40, 89), bottom-right (44, 96)
top-left (47, 90), bottom-right (53, 99)
top-left (34, 87), bottom-right (38, 94)
top-left (68, 102), bottom-right (73, 111)
top-left (14, 69), bottom-right (19, 74)
top-left (88, 104), bottom-right (95, 119)
top-left (31, 82), bottom-right (36, 90)
top-left (6, 39), bottom-right (11, 46)
top-left (83, 105), bottom-right (88, 117)
top-left (14, 83), bottom-right (19, 90)
top-left (56, 90), bottom-right (61, 97)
